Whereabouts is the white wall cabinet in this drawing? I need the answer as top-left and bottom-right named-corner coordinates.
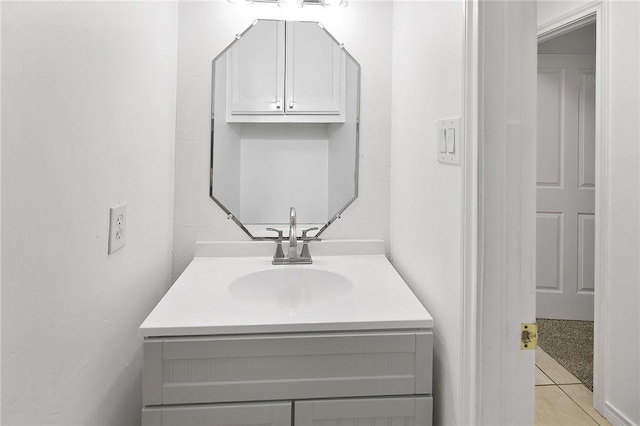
top-left (284, 21), bottom-right (344, 116)
top-left (227, 20), bottom-right (345, 122)
top-left (142, 331), bottom-right (433, 426)
top-left (227, 20), bottom-right (285, 116)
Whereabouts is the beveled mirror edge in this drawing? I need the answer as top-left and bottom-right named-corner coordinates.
top-left (314, 34), bottom-right (361, 238)
top-left (315, 119), bottom-right (360, 238)
top-left (208, 20), bottom-right (261, 240)
top-left (209, 19), bottom-right (361, 240)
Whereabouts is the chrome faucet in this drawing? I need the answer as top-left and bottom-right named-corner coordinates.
top-left (266, 207), bottom-right (318, 265)
top-left (288, 207), bottom-right (297, 259)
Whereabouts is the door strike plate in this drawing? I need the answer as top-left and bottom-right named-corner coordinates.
top-left (521, 323), bottom-right (538, 350)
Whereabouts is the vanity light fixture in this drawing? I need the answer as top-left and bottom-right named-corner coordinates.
top-left (227, 0), bottom-right (347, 8)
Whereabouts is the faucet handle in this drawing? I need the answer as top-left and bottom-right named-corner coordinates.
top-left (301, 227), bottom-right (319, 240)
top-left (300, 227), bottom-right (318, 260)
top-left (266, 228), bottom-right (285, 259)
top-left (266, 227), bottom-right (283, 240)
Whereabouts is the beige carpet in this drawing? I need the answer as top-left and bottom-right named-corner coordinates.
top-left (537, 319), bottom-right (594, 390)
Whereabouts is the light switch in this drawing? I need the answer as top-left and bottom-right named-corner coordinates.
top-left (439, 129), bottom-right (448, 154)
top-left (436, 117), bottom-right (462, 166)
top-left (446, 128), bottom-right (455, 154)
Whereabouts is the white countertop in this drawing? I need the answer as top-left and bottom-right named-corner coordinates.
top-left (140, 240), bottom-right (433, 337)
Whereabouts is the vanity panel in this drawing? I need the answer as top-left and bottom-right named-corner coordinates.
top-left (143, 331), bottom-right (432, 406)
top-left (294, 396), bottom-right (433, 426)
top-left (415, 331), bottom-right (434, 394)
top-left (142, 401), bottom-right (291, 426)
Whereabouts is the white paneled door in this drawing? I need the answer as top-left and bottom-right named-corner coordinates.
top-left (536, 54), bottom-right (596, 320)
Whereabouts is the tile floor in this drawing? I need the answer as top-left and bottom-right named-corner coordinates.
top-left (535, 347), bottom-right (611, 426)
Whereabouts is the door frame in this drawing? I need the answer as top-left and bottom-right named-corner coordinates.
top-left (537, 1), bottom-right (608, 415)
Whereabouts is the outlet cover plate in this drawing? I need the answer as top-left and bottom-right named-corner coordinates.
top-left (108, 204), bottom-right (127, 254)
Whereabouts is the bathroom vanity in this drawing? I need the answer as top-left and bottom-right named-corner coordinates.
top-left (145, 19), bottom-right (433, 425)
top-left (140, 240), bottom-right (433, 426)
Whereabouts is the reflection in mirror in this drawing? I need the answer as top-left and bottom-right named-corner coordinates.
top-left (210, 19), bottom-right (360, 239)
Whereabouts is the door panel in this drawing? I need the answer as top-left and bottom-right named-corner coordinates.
top-left (578, 70), bottom-right (596, 188)
top-left (537, 69), bottom-right (564, 187)
top-left (537, 54), bottom-right (596, 320)
top-left (577, 213), bottom-right (595, 293)
top-left (536, 212), bottom-right (563, 291)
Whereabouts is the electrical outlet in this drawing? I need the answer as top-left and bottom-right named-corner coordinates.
top-left (108, 203), bottom-right (127, 254)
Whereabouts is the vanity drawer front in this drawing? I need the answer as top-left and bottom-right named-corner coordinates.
top-left (142, 401), bottom-right (291, 426)
top-left (143, 331), bottom-right (432, 405)
top-left (295, 396), bottom-right (433, 426)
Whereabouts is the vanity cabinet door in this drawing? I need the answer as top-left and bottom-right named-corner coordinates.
top-left (143, 331), bottom-right (433, 406)
top-left (142, 402), bottom-right (291, 426)
top-left (294, 396), bottom-right (433, 426)
top-left (285, 21), bottom-right (344, 115)
top-left (228, 20), bottom-right (285, 115)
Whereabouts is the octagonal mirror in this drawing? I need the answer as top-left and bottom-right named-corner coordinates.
top-left (210, 19), bottom-right (360, 239)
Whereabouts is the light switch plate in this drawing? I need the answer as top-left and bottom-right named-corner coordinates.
top-left (437, 117), bottom-right (462, 165)
top-left (108, 203), bottom-right (127, 254)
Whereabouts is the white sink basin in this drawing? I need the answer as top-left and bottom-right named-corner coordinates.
top-left (229, 268), bottom-right (353, 309)
top-left (140, 240), bottom-right (434, 337)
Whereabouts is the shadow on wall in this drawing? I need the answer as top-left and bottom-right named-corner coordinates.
top-left (87, 348), bottom-right (143, 426)
top-left (431, 332), bottom-right (456, 425)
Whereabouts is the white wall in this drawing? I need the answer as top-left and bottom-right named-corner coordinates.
top-left (1, 2), bottom-right (178, 425)
top-left (173, 1), bottom-right (392, 279)
top-left (538, 2), bottom-right (640, 424)
top-left (389, 1), bottom-right (464, 424)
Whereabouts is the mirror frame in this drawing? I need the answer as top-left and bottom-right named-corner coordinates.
top-left (209, 19), bottom-right (361, 240)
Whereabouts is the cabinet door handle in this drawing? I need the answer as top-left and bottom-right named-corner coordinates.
top-left (275, 101), bottom-right (282, 110)
top-left (289, 100), bottom-right (295, 109)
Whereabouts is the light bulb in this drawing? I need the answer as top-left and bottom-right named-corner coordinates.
top-left (278, 0), bottom-right (303, 8)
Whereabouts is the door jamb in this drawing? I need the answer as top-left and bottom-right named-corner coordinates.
top-left (536, 1), bottom-right (609, 415)
top-left (461, 0), bottom-right (479, 424)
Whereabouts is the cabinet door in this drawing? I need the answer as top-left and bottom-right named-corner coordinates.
top-left (143, 332), bottom-right (432, 406)
top-left (142, 402), bottom-right (291, 426)
top-left (294, 396), bottom-right (432, 426)
top-left (228, 20), bottom-right (285, 115)
top-left (285, 21), bottom-right (344, 115)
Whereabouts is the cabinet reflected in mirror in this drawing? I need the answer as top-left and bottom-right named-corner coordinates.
top-left (210, 19), bottom-right (360, 239)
